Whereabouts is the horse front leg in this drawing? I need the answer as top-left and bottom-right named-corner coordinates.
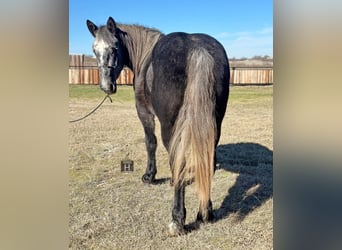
top-left (136, 102), bottom-right (157, 184)
top-left (141, 119), bottom-right (157, 184)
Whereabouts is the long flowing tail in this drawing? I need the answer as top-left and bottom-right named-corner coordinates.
top-left (169, 47), bottom-right (216, 218)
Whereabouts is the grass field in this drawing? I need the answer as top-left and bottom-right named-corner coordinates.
top-left (69, 84), bottom-right (273, 249)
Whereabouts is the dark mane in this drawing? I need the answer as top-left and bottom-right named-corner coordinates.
top-left (116, 23), bottom-right (163, 74)
top-left (118, 23), bottom-right (162, 34)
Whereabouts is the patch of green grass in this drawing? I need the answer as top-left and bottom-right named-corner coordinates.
top-left (69, 85), bottom-right (135, 102)
top-left (69, 84), bottom-right (273, 105)
top-left (230, 85), bottom-right (272, 100)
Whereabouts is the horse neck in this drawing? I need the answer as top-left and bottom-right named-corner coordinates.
top-left (117, 24), bottom-right (163, 75)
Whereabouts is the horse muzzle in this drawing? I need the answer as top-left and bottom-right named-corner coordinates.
top-left (100, 81), bottom-right (117, 94)
top-left (99, 67), bottom-right (117, 94)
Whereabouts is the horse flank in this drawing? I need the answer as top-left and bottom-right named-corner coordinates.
top-left (169, 47), bottom-right (216, 219)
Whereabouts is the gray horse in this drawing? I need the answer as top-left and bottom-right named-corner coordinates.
top-left (87, 17), bottom-right (230, 235)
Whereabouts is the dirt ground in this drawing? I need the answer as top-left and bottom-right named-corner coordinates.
top-left (69, 85), bottom-right (273, 249)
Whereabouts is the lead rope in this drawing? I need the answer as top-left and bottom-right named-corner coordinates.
top-left (69, 94), bottom-right (112, 123)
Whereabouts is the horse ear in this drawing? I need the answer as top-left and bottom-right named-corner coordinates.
top-left (87, 20), bottom-right (98, 37)
top-left (107, 17), bottom-right (117, 34)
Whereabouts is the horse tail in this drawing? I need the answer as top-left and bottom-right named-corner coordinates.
top-left (169, 47), bottom-right (216, 219)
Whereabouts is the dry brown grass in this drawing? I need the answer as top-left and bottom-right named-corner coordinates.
top-left (69, 85), bottom-right (273, 249)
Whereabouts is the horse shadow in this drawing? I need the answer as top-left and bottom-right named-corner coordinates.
top-left (213, 142), bottom-right (273, 221)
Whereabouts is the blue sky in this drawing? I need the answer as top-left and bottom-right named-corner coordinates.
top-left (69, 0), bottom-right (273, 58)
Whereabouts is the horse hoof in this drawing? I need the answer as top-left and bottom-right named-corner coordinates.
top-left (196, 210), bottom-right (215, 223)
top-left (141, 173), bottom-right (154, 184)
top-left (167, 222), bottom-right (185, 236)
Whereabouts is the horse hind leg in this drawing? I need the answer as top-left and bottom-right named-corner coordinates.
top-left (168, 183), bottom-right (186, 236)
top-left (196, 149), bottom-right (215, 223)
top-left (196, 199), bottom-right (214, 223)
top-left (196, 109), bottom-right (224, 220)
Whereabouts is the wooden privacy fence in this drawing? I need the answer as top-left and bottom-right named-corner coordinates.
top-left (69, 54), bottom-right (133, 85)
top-left (230, 67), bottom-right (273, 85)
top-left (69, 67), bottom-right (134, 85)
top-left (69, 55), bottom-right (273, 85)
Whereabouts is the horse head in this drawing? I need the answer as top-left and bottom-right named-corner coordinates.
top-left (87, 17), bottom-right (125, 94)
